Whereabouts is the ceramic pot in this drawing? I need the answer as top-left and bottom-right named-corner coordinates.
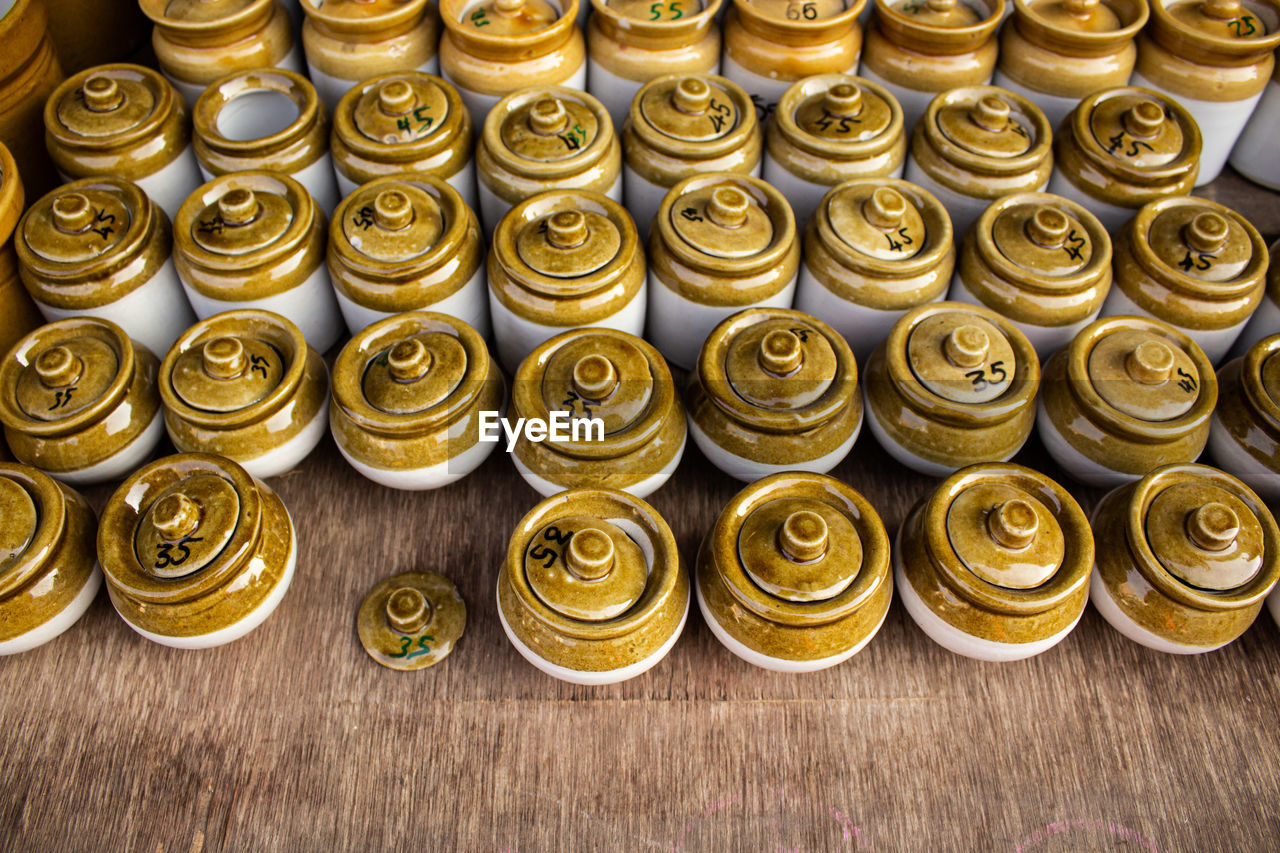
top-left (1230, 239), bottom-right (1280, 357)
top-left (0, 142), bottom-right (43, 375)
top-left (1209, 333), bottom-right (1280, 502)
top-left (1230, 60), bottom-right (1280, 189)
top-left (41, 0), bottom-right (149, 74)
top-left (0, 0), bottom-right (66, 197)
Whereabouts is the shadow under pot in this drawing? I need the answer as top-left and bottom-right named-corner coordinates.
top-left (510, 328), bottom-right (687, 498)
top-left (1230, 239), bottom-right (1280, 358)
top-left (97, 452), bottom-right (297, 649)
top-left (762, 74), bottom-right (907, 228)
top-left (487, 189), bottom-right (646, 374)
top-left (687, 307), bottom-right (862, 481)
top-left (950, 191), bottom-right (1113, 360)
top-left (193, 69), bottom-right (339, 214)
top-left (173, 171), bottom-right (343, 354)
top-left (329, 72), bottom-right (476, 207)
top-left (1104, 196), bottom-right (1269, 364)
top-left (1090, 462), bottom-right (1280, 653)
top-left (328, 175), bottom-right (488, 337)
top-left (1048, 86), bottom-right (1202, 233)
top-left (0, 142), bottom-right (45, 366)
top-left (44, 64), bottom-right (203, 222)
top-left (496, 487), bottom-right (689, 684)
top-left (158, 309), bottom-right (329, 480)
top-left (0, 463), bottom-right (100, 656)
top-left (0, 317), bottom-right (163, 486)
top-left (647, 172), bottom-right (797, 369)
top-left (15, 178), bottom-right (195, 357)
top-left (896, 462), bottom-right (1093, 661)
top-left (904, 85), bottom-right (1054, 241)
top-left (796, 178), bottom-right (955, 365)
top-left (1037, 315), bottom-right (1217, 487)
top-left (477, 86), bottom-right (622, 236)
top-left (697, 471), bottom-right (891, 671)
top-left (863, 301), bottom-right (1040, 476)
top-left (329, 311), bottom-right (504, 490)
top-left (1209, 334), bottom-right (1280, 503)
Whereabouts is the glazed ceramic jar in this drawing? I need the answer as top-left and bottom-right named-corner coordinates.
top-left (0, 0), bottom-right (64, 197)
top-left (192, 69), bottom-right (340, 213)
top-left (510, 329), bottom-right (686, 497)
top-left (43, 65), bottom-right (202, 222)
top-left (16, 178), bottom-right (195, 356)
top-left (1090, 462), bottom-right (1280, 653)
top-left (696, 472), bottom-right (890, 671)
top-left (488, 190), bottom-right (646, 373)
top-left (0, 143), bottom-right (43, 366)
top-left (762, 75), bottom-right (907, 227)
top-left (1103, 196), bottom-right (1268, 364)
top-left (622, 74), bottom-right (763, 240)
top-left (438, 0), bottom-right (587, 123)
top-left (721, 0), bottom-right (867, 120)
top-left (950, 191), bottom-right (1112, 358)
top-left (1231, 61), bottom-right (1280, 189)
top-left (896, 462), bottom-right (1093, 661)
top-left (647, 173), bottom-right (797, 369)
top-left (98, 452), bottom-right (297, 648)
top-left (1038, 315), bottom-right (1216, 485)
top-left (300, 0), bottom-right (441, 111)
top-left (1132, 0), bottom-right (1280, 185)
top-left (795, 178), bottom-right (954, 363)
top-left (1048, 87), bottom-right (1202, 232)
top-left (863, 301), bottom-right (1040, 475)
top-left (904, 86), bottom-right (1054, 241)
top-left (173, 171), bottom-right (343, 353)
top-left (587, 0), bottom-right (724, 129)
top-left (993, 0), bottom-right (1149, 129)
top-left (496, 487), bottom-right (689, 684)
top-left (158, 310), bottom-right (329, 478)
top-left (686, 308), bottom-right (862, 480)
top-left (0, 463), bottom-right (100, 655)
top-left (330, 73), bottom-right (475, 206)
top-left (1209, 334), bottom-right (1280, 501)
top-left (330, 311), bottom-right (504, 489)
top-left (477, 87), bottom-right (622, 235)
top-left (860, 0), bottom-right (1005, 132)
top-left (140, 0), bottom-right (304, 107)
top-left (40, 0), bottom-right (149, 75)
top-left (1231, 240), bottom-right (1280, 357)
top-left (0, 318), bottom-right (164, 485)
top-left (328, 176), bottom-right (489, 335)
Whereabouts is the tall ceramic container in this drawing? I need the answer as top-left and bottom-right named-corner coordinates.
top-left (41, 0), bottom-right (149, 74)
top-left (0, 0), bottom-right (65, 197)
top-left (0, 143), bottom-right (42, 374)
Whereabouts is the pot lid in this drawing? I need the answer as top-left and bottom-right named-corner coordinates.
top-left (1026, 0), bottom-right (1122, 30)
top-left (906, 310), bottom-right (1018, 404)
top-left (639, 76), bottom-right (744, 144)
top-left (723, 316), bottom-right (838, 409)
top-left (1086, 92), bottom-right (1193, 170)
top-left (498, 95), bottom-right (602, 164)
top-left (538, 333), bottom-right (654, 435)
top-left (352, 76), bottom-right (451, 145)
top-left (21, 183), bottom-right (137, 266)
top-left (0, 477), bottom-right (37, 574)
top-left (162, 0), bottom-right (260, 21)
top-left (516, 208), bottom-right (621, 278)
top-left (1086, 327), bottom-right (1202, 420)
top-left (340, 184), bottom-right (445, 264)
top-left (457, 0), bottom-right (561, 34)
top-left (1142, 202), bottom-right (1257, 284)
top-left (826, 183), bottom-right (926, 261)
top-left (15, 335), bottom-right (121, 423)
top-left (1144, 481), bottom-right (1264, 590)
top-left (945, 480), bottom-right (1064, 588)
top-left (789, 79), bottom-right (897, 144)
top-left (669, 183), bottom-right (774, 259)
top-left (52, 68), bottom-right (163, 140)
top-left (357, 570), bottom-right (467, 670)
top-left (936, 92), bottom-right (1036, 159)
top-left (361, 331), bottom-right (469, 415)
top-left (189, 185), bottom-right (295, 256)
top-left (988, 198), bottom-right (1096, 277)
top-left (524, 517), bottom-right (647, 620)
top-left (747, 0), bottom-right (850, 19)
top-left (1166, 0), bottom-right (1272, 41)
top-left (169, 335), bottom-right (285, 413)
top-left (887, 0), bottom-right (983, 26)
top-left (132, 474), bottom-right (241, 579)
top-left (737, 497), bottom-right (862, 601)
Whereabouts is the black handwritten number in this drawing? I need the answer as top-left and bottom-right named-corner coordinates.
top-left (749, 94), bottom-right (775, 124)
top-left (786, 1), bottom-right (817, 17)
top-left (154, 536), bottom-right (204, 570)
top-left (529, 543), bottom-right (558, 569)
top-left (788, 327), bottom-right (810, 342)
top-left (1063, 228), bottom-right (1086, 262)
top-left (92, 208), bottom-right (116, 240)
top-left (249, 354), bottom-right (269, 379)
top-left (964, 360), bottom-right (1007, 391)
top-left (559, 124), bottom-right (587, 151)
top-left (707, 97), bottom-right (731, 133)
top-left (560, 389), bottom-right (594, 419)
top-left (544, 526), bottom-right (573, 546)
top-left (1229, 15), bottom-right (1256, 36)
top-left (816, 110), bottom-right (859, 134)
top-left (988, 360), bottom-right (1007, 384)
top-left (965, 369), bottom-right (989, 391)
top-left (1108, 131), bottom-right (1154, 158)
top-left (197, 215), bottom-right (225, 235)
top-left (397, 115), bottom-right (412, 133)
top-left (49, 387), bottom-right (75, 411)
top-left (885, 227), bottom-right (913, 251)
top-left (708, 112), bottom-right (726, 133)
top-left (469, 7), bottom-right (489, 26)
top-left (681, 206), bottom-right (703, 222)
top-left (352, 205), bottom-right (375, 230)
top-left (1177, 250), bottom-right (1215, 272)
top-left (1176, 367), bottom-right (1198, 394)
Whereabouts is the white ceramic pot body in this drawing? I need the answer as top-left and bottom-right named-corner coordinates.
top-left (645, 271), bottom-right (795, 370)
top-left (181, 264), bottom-right (345, 354)
top-left (489, 284), bottom-right (648, 375)
top-left (761, 150), bottom-right (903, 231)
top-left (687, 414), bottom-right (859, 481)
top-left (1101, 282), bottom-right (1248, 365)
top-left (1231, 78), bottom-right (1280, 190)
top-left (0, 566), bottom-right (103, 655)
top-left (949, 271), bottom-right (1099, 361)
top-left (335, 266), bottom-right (491, 338)
top-left (1207, 411), bottom-right (1280, 504)
top-left (1047, 169), bottom-right (1137, 234)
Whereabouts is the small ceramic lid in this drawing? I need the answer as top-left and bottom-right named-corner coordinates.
top-left (175, 171), bottom-right (317, 276)
top-left (346, 74), bottom-right (457, 150)
top-left (746, 0), bottom-right (855, 21)
top-left (457, 0), bottom-right (563, 33)
top-left (47, 64), bottom-right (180, 147)
top-left (1126, 196), bottom-right (1266, 291)
top-left (334, 180), bottom-right (455, 268)
top-left (918, 86), bottom-right (1052, 176)
top-left (305, 0), bottom-right (432, 30)
top-left (773, 75), bottom-right (904, 162)
top-left (884, 0), bottom-right (984, 27)
top-left (483, 87), bottom-right (614, 180)
top-left (824, 181), bottom-right (933, 263)
top-left (1066, 87), bottom-right (1201, 187)
top-left (629, 74), bottom-right (759, 159)
top-left (192, 70), bottom-right (327, 176)
top-left (357, 570), bottom-right (467, 670)
top-left (1020, 0), bottom-right (1124, 31)
top-left (657, 173), bottom-right (795, 275)
top-left (874, 0), bottom-right (1003, 54)
top-left (1163, 0), bottom-right (1274, 42)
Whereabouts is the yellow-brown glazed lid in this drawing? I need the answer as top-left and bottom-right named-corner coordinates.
top-left (331, 72), bottom-right (473, 185)
top-left (357, 570), bottom-right (467, 670)
top-left (193, 69), bottom-right (329, 176)
top-left (1144, 0), bottom-right (1280, 67)
top-left (44, 64), bottom-right (192, 183)
top-left (697, 472), bottom-right (891, 663)
top-left (767, 74), bottom-right (906, 181)
top-left (329, 311), bottom-right (503, 470)
top-left (1092, 462), bottom-right (1280, 647)
top-left (898, 461), bottom-right (1093, 642)
top-left (511, 328), bottom-right (686, 491)
top-left (496, 487), bottom-right (688, 674)
top-left (15, 178), bottom-right (171, 312)
top-left (872, 0), bottom-right (1004, 53)
top-left (0, 463), bottom-right (98, 647)
top-left (1214, 333), bottom-right (1280, 475)
top-left (328, 176), bottom-right (483, 315)
top-left (803, 178), bottom-right (955, 311)
top-left (957, 192), bottom-right (1112, 328)
top-left (97, 452), bottom-right (295, 640)
top-left (174, 171), bottom-right (326, 301)
top-left (489, 190), bottom-right (644, 328)
top-left (0, 317), bottom-right (161, 476)
top-left (158, 309), bottom-right (328, 462)
top-left (732, 0), bottom-right (866, 41)
top-left (1002, 0), bottom-right (1149, 98)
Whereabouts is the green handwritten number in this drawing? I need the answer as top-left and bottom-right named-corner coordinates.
top-left (559, 125), bottom-right (587, 150)
top-left (389, 635), bottom-right (436, 660)
top-left (469, 7), bottom-right (489, 26)
top-left (901, 1), bottom-right (923, 11)
top-left (397, 116), bottom-right (412, 133)
top-left (670, 0), bottom-right (683, 17)
top-left (413, 105), bottom-right (434, 134)
top-left (1229, 15), bottom-right (1257, 36)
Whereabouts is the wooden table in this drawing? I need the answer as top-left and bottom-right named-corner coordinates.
top-left (2, 174), bottom-right (1277, 852)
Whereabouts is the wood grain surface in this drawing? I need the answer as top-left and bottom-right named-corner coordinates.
top-left (1, 173), bottom-right (1278, 853)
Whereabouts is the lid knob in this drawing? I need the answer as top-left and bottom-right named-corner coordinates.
top-left (217, 188), bottom-right (259, 226)
top-left (1184, 212), bottom-right (1229, 255)
top-left (51, 193), bottom-right (94, 233)
top-left (385, 586), bottom-right (432, 634)
top-left (495, 0), bottom-right (526, 12)
top-left (150, 492), bottom-right (202, 542)
top-left (1201, 0), bottom-right (1242, 19)
top-left (377, 79), bottom-right (416, 116)
top-left (778, 510), bottom-right (829, 563)
top-left (758, 328), bottom-right (804, 375)
top-left (707, 187), bottom-right (749, 229)
top-left (970, 96), bottom-right (1011, 133)
top-left (1025, 207), bottom-right (1070, 249)
top-left (201, 336), bottom-right (247, 380)
top-left (529, 97), bottom-right (569, 135)
top-left (673, 78), bottom-right (711, 115)
top-left (823, 83), bottom-right (863, 117)
top-left (565, 528), bottom-right (615, 580)
top-left (1063, 0), bottom-right (1099, 13)
top-left (1125, 339), bottom-right (1175, 385)
top-left (373, 189), bottom-right (414, 231)
top-left (987, 499), bottom-right (1039, 550)
top-left (34, 345), bottom-right (83, 388)
top-left (944, 324), bottom-right (990, 368)
top-left (571, 354), bottom-right (618, 401)
top-left (1186, 502), bottom-right (1241, 551)
top-left (387, 337), bottom-right (432, 382)
top-left (863, 187), bottom-right (906, 229)
top-left (545, 210), bottom-right (588, 249)
top-left (1123, 100), bottom-right (1166, 138)
top-left (82, 75), bottom-right (124, 112)
top-left (927, 0), bottom-right (956, 9)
